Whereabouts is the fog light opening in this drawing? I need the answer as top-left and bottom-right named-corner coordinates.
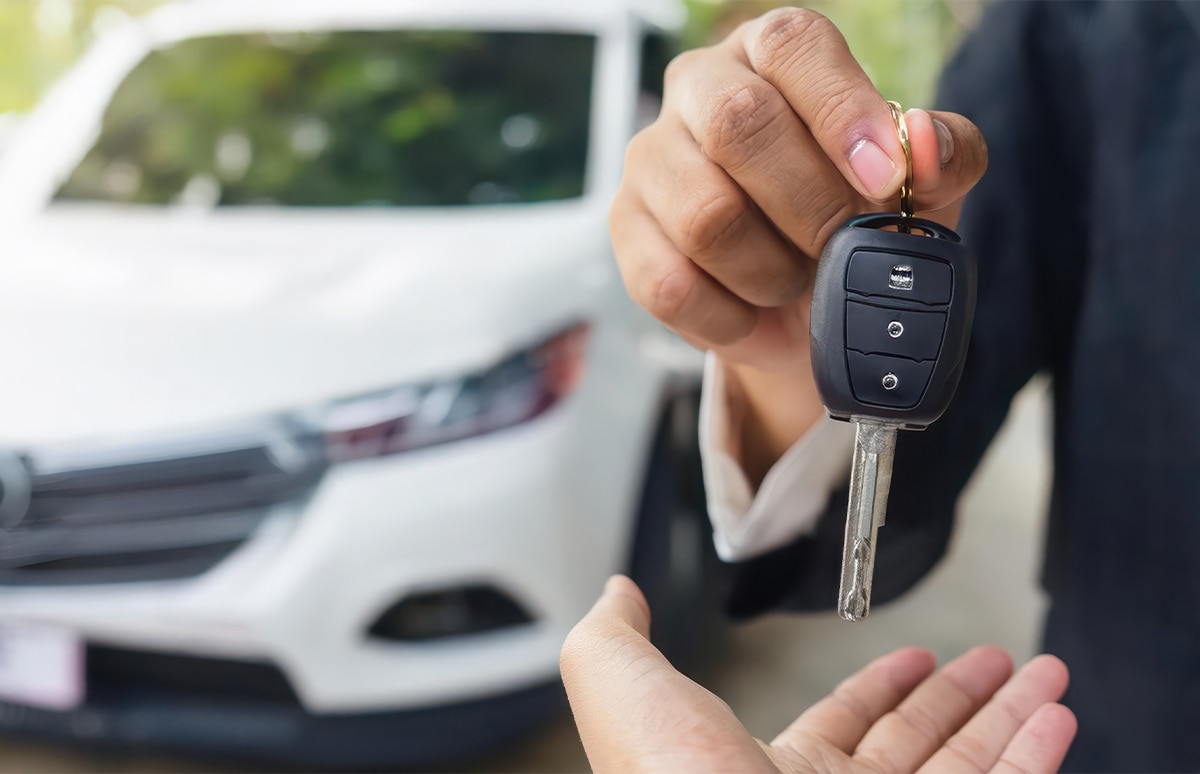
top-left (367, 585), bottom-right (535, 642)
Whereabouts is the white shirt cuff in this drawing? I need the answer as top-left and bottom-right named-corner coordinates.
top-left (699, 352), bottom-right (855, 561)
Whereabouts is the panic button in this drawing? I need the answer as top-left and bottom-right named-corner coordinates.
top-left (846, 351), bottom-right (935, 408)
top-left (845, 250), bottom-right (953, 305)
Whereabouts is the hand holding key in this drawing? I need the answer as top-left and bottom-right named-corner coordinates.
top-left (812, 105), bottom-right (977, 621)
top-left (610, 8), bottom-right (988, 481)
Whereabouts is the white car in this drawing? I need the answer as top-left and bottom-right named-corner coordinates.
top-left (0, 0), bottom-right (711, 766)
top-left (0, 114), bottom-right (20, 159)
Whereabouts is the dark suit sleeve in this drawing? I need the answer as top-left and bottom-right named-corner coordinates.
top-left (716, 0), bottom-right (1092, 619)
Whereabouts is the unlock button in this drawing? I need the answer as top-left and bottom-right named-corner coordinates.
top-left (845, 301), bottom-right (946, 361)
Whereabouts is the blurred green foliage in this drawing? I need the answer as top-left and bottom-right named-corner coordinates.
top-left (2, 0), bottom-right (978, 208)
top-left (681, 0), bottom-right (980, 109)
top-left (0, 0), bottom-right (160, 113)
top-left (1, 0), bottom-right (977, 118)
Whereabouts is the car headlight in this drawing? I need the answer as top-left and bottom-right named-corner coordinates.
top-left (321, 322), bottom-right (590, 462)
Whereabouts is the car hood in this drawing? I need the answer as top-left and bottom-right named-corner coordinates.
top-left (0, 203), bottom-right (612, 446)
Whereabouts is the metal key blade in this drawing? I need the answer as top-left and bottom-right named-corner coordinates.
top-left (837, 419), bottom-right (898, 622)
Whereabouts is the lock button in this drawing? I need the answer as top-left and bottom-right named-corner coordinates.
top-left (845, 250), bottom-right (953, 305)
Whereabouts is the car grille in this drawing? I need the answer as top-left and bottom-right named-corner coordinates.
top-left (0, 417), bottom-right (328, 585)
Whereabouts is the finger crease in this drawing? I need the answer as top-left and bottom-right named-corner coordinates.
top-left (943, 734), bottom-right (992, 770)
top-left (996, 754), bottom-right (1037, 774)
top-left (995, 696), bottom-right (1028, 728)
top-left (895, 702), bottom-right (948, 744)
top-left (831, 684), bottom-right (875, 726)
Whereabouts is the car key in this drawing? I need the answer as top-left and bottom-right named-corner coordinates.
top-left (809, 102), bottom-right (977, 621)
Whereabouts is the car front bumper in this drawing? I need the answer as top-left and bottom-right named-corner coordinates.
top-left (0, 386), bottom-right (656, 713)
top-left (0, 646), bottom-right (565, 769)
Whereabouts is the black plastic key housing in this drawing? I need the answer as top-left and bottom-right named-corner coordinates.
top-left (810, 214), bottom-right (977, 429)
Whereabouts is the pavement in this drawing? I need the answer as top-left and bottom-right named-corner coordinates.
top-left (0, 380), bottom-right (1053, 772)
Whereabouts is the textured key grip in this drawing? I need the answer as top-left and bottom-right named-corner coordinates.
top-left (810, 214), bottom-right (977, 429)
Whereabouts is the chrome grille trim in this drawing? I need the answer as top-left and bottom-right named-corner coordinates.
top-left (0, 416), bottom-right (328, 585)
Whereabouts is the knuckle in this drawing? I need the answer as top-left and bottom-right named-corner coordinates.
top-left (647, 265), bottom-right (695, 323)
top-left (622, 125), bottom-right (653, 170)
top-left (698, 81), bottom-right (785, 170)
top-left (748, 8), bottom-right (870, 150)
top-left (679, 191), bottom-right (802, 308)
top-left (628, 261), bottom-right (695, 326)
top-left (608, 184), bottom-right (633, 239)
top-left (680, 187), bottom-right (749, 261)
top-left (663, 47), bottom-right (700, 92)
top-left (749, 7), bottom-right (837, 76)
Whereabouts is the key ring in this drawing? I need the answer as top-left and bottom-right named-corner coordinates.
top-left (886, 100), bottom-right (914, 233)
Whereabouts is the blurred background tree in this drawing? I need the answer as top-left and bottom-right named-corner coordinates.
top-left (680, 0), bottom-right (983, 109)
top-left (0, 0), bottom-right (160, 113)
top-left (1, 0), bottom-right (981, 118)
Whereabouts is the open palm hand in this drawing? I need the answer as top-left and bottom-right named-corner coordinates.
top-left (561, 576), bottom-right (1076, 773)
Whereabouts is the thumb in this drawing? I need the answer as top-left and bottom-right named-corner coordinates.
top-left (559, 576), bottom-right (672, 770)
top-left (561, 576), bottom-right (774, 773)
top-left (589, 574), bottom-right (653, 639)
top-left (560, 575), bottom-right (657, 690)
top-left (907, 108), bottom-right (989, 214)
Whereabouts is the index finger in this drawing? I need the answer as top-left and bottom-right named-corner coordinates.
top-left (731, 8), bottom-right (906, 203)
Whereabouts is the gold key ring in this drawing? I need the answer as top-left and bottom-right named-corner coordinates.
top-left (886, 100), bottom-right (914, 233)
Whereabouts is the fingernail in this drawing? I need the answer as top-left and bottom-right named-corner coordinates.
top-left (848, 138), bottom-right (900, 197)
top-left (933, 118), bottom-right (954, 165)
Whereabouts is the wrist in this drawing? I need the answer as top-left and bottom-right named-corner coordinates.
top-left (722, 359), bottom-right (825, 489)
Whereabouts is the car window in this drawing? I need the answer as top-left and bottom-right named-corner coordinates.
top-left (635, 30), bottom-right (677, 131)
top-left (54, 30), bottom-right (595, 207)
top-left (639, 31), bottom-right (675, 102)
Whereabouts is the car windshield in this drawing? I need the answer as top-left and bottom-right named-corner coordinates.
top-left (54, 30), bottom-right (595, 207)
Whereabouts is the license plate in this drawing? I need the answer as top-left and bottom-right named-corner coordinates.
top-left (0, 620), bottom-right (84, 710)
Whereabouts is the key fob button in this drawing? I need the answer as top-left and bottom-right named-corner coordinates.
top-left (845, 301), bottom-right (946, 361)
top-left (845, 250), bottom-right (953, 305)
top-left (846, 351), bottom-right (935, 408)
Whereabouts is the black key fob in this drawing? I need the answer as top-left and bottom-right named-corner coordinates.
top-left (810, 213), bottom-right (977, 430)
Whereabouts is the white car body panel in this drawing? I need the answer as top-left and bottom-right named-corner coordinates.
top-left (0, 204), bottom-right (614, 444)
top-left (0, 0), bottom-right (699, 724)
